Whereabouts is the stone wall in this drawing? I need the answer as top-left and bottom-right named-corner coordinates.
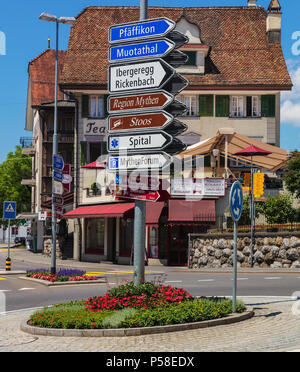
top-left (43, 236), bottom-right (63, 259)
top-left (189, 232), bottom-right (300, 269)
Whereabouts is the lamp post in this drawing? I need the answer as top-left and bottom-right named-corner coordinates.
top-left (39, 13), bottom-right (76, 275)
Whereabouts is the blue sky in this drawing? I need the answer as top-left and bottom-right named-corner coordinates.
top-left (0, 0), bottom-right (299, 162)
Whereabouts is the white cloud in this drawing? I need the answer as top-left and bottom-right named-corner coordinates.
top-left (281, 62), bottom-right (300, 128)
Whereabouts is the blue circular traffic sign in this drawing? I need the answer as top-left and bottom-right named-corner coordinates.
top-left (229, 182), bottom-right (243, 222)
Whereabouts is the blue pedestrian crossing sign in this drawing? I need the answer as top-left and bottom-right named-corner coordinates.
top-left (3, 201), bottom-right (17, 220)
top-left (229, 182), bottom-right (243, 222)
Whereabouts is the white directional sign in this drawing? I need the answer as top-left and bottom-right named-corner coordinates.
top-left (108, 131), bottom-right (173, 152)
top-left (109, 59), bottom-right (175, 93)
top-left (108, 152), bottom-right (173, 171)
top-left (53, 180), bottom-right (64, 196)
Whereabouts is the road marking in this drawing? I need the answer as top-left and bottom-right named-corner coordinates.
top-left (264, 277), bottom-right (282, 280)
top-left (198, 279), bottom-right (214, 282)
top-left (231, 278), bottom-right (249, 281)
top-left (165, 280), bottom-right (182, 283)
top-left (18, 288), bottom-right (35, 291)
top-left (0, 277), bottom-right (7, 281)
top-left (86, 271), bottom-right (134, 276)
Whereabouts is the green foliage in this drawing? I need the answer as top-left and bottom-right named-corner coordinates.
top-left (284, 153), bottom-right (300, 199)
top-left (262, 193), bottom-right (296, 224)
top-left (239, 195), bottom-right (264, 226)
top-left (108, 280), bottom-right (161, 298)
top-left (29, 284), bottom-right (245, 330)
top-left (0, 145), bottom-right (32, 228)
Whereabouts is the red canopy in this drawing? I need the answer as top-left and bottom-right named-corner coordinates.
top-left (81, 160), bottom-right (106, 169)
top-left (234, 145), bottom-right (272, 157)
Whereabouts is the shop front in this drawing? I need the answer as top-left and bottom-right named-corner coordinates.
top-left (64, 199), bottom-right (215, 266)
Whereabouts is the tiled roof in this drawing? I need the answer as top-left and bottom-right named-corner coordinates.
top-left (29, 49), bottom-right (66, 106)
top-left (60, 6), bottom-right (292, 90)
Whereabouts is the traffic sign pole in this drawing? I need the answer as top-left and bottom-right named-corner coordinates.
top-left (229, 182), bottom-right (243, 312)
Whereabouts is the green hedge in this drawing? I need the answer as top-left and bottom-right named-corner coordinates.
top-left (29, 297), bottom-right (245, 330)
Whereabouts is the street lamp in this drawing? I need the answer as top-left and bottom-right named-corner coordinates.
top-left (39, 12), bottom-right (76, 275)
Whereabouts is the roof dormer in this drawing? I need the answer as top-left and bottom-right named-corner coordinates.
top-left (175, 13), bottom-right (209, 75)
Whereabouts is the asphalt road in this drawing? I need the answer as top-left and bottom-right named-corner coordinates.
top-left (1, 258), bottom-right (300, 312)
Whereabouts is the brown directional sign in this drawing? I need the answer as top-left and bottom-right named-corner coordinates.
top-left (108, 91), bottom-right (173, 114)
top-left (108, 111), bottom-right (173, 133)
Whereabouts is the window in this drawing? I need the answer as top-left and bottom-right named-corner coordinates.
top-left (178, 95), bottom-right (198, 116)
top-left (185, 51), bottom-right (197, 66)
top-left (231, 96), bottom-right (244, 117)
top-left (261, 95), bottom-right (276, 117)
top-left (90, 96), bottom-right (105, 118)
top-left (246, 96), bottom-right (260, 117)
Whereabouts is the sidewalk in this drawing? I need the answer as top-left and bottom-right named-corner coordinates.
top-left (1, 246), bottom-right (300, 274)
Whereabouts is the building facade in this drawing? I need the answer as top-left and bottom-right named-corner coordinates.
top-left (59, 1), bottom-right (291, 265)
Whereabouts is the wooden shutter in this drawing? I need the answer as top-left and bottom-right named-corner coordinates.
top-left (261, 95), bottom-right (275, 117)
top-left (199, 95), bottom-right (213, 117)
top-left (80, 142), bottom-right (88, 166)
top-left (81, 95), bottom-right (89, 118)
top-left (215, 95), bottom-right (229, 117)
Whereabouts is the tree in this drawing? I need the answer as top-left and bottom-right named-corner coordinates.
top-left (239, 195), bottom-right (264, 226)
top-left (0, 146), bottom-right (32, 228)
top-left (284, 152), bottom-right (300, 199)
top-left (262, 193), bottom-right (295, 225)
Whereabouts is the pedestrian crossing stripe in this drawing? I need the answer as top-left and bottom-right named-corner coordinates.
top-left (86, 271), bottom-right (134, 276)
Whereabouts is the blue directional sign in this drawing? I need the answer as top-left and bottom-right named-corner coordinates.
top-left (229, 182), bottom-right (243, 222)
top-left (3, 201), bottom-right (16, 220)
top-left (109, 18), bottom-right (175, 44)
top-left (53, 155), bottom-right (64, 171)
top-left (53, 170), bottom-right (63, 182)
top-left (109, 39), bottom-right (175, 63)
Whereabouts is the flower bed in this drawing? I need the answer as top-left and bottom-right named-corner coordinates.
top-left (26, 268), bottom-right (99, 282)
top-left (29, 281), bottom-right (245, 329)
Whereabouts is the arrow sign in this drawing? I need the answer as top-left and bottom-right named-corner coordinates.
top-left (229, 182), bottom-right (243, 222)
top-left (109, 17), bottom-right (175, 44)
top-left (53, 155), bottom-right (64, 171)
top-left (108, 90), bottom-right (173, 114)
top-left (109, 59), bottom-right (176, 94)
top-left (117, 189), bottom-right (170, 203)
top-left (108, 111), bottom-right (173, 133)
top-left (108, 152), bottom-right (173, 171)
top-left (53, 170), bottom-right (63, 182)
top-left (109, 39), bottom-right (175, 63)
top-left (108, 131), bottom-right (173, 153)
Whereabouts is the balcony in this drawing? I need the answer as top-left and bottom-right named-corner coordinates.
top-left (22, 147), bottom-right (36, 156)
top-left (20, 137), bottom-right (33, 148)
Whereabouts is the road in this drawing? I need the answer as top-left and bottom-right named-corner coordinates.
top-left (0, 255), bottom-right (300, 312)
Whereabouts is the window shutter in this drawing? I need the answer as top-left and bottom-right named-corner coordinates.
top-left (80, 141), bottom-right (88, 166)
top-left (261, 95), bottom-right (275, 117)
top-left (199, 95), bottom-right (213, 117)
top-left (104, 95), bottom-right (108, 118)
top-left (215, 95), bottom-right (229, 117)
top-left (82, 95), bottom-right (89, 118)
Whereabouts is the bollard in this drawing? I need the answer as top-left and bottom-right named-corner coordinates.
top-left (6, 258), bottom-right (11, 272)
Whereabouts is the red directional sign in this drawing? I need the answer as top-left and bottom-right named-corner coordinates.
top-left (108, 91), bottom-right (173, 114)
top-left (116, 188), bottom-right (170, 202)
top-left (108, 111), bottom-right (173, 133)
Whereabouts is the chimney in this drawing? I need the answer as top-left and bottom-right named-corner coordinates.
top-left (267, 0), bottom-right (282, 43)
top-left (248, 0), bottom-right (257, 6)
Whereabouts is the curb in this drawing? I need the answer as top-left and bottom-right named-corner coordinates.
top-left (0, 271), bottom-right (26, 275)
top-left (19, 276), bottom-right (107, 287)
top-left (20, 309), bottom-right (254, 338)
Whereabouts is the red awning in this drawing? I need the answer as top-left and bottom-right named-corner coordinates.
top-left (64, 203), bottom-right (134, 219)
top-left (168, 200), bottom-right (215, 222)
top-left (146, 202), bottom-right (165, 225)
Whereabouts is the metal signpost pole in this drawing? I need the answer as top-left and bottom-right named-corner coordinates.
top-left (229, 182), bottom-right (243, 313)
top-left (133, 0), bottom-right (148, 286)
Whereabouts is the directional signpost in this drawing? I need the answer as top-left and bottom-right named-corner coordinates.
top-left (3, 201), bottom-right (16, 271)
top-left (229, 182), bottom-right (243, 313)
top-left (108, 15), bottom-right (189, 286)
